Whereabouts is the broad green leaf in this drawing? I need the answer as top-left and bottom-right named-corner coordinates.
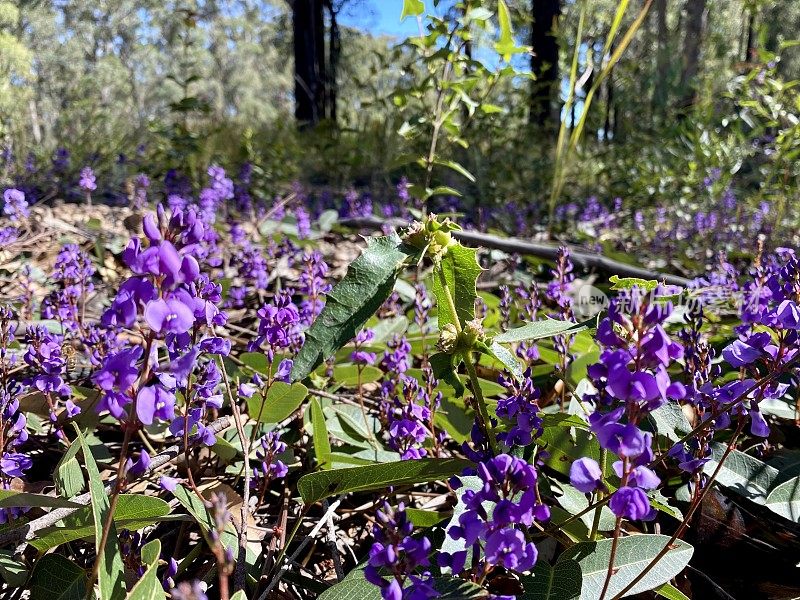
top-left (493, 318), bottom-right (593, 344)
top-left (765, 476), bottom-right (800, 521)
top-left (74, 426), bottom-right (126, 600)
top-left (0, 550), bottom-right (28, 587)
top-left (405, 508), bottom-right (447, 527)
top-left (519, 560), bottom-right (582, 599)
top-left (654, 583), bottom-right (691, 600)
top-left (400, 0), bottom-right (424, 21)
top-left (128, 539), bottom-right (166, 600)
top-left (297, 458), bottom-right (472, 504)
top-left (554, 484), bottom-right (616, 533)
top-left (30, 554), bottom-right (87, 600)
top-left (370, 316), bottom-right (409, 344)
top-left (246, 381), bottom-right (308, 424)
top-left (332, 364), bottom-right (382, 386)
top-left (291, 234), bottom-right (415, 382)
top-left (429, 352), bottom-right (465, 397)
top-left (558, 534), bottom-right (694, 599)
top-left (484, 341), bottom-right (523, 380)
top-left (0, 490), bottom-right (80, 509)
top-left (702, 443), bottom-right (778, 502)
top-left (311, 398), bottom-right (332, 469)
top-left (55, 440), bottom-right (85, 498)
top-left (432, 245), bottom-right (482, 330)
top-left (646, 403), bottom-right (692, 444)
top-left (31, 494), bottom-right (171, 551)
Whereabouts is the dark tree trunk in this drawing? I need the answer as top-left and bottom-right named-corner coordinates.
top-left (293, 0), bottom-right (326, 126)
top-left (326, 1), bottom-right (340, 124)
top-left (744, 5), bottom-right (757, 62)
top-left (677, 0), bottom-right (707, 110)
top-left (652, 0), bottom-right (669, 115)
top-left (529, 0), bottom-right (561, 131)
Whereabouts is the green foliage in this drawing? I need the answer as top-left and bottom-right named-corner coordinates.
top-left (246, 381), bottom-right (308, 424)
top-left (558, 535), bottom-right (694, 599)
top-left (29, 554), bottom-right (87, 600)
top-left (519, 560), bottom-right (582, 600)
top-left (127, 539), bottom-right (167, 600)
top-left (297, 458), bottom-right (472, 504)
top-left (291, 233), bottom-right (419, 382)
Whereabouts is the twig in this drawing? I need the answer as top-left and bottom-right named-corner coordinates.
top-left (256, 498), bottom-right (342, 600)
top-left (322, 499), bottom-right (344, 582)
top-left (0, 417), bottom-right (231, 550)
top-left (338, 216), bottom-right (693, 286)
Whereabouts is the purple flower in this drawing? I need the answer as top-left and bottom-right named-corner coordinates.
top-left (136, 385), bottom-right (176, 425)
top-left (3, 189), bottom-right (29, 221)
top-left (609, 486), bottom-right (654, 521)
top-left (79, 166), bottom-right (97, 191)
top-left (144, 298), bottom-right (195, 334)
top-left (569, 457), bottom-right (604, 494)
top-left (484, 528), bottom-right (537, 572)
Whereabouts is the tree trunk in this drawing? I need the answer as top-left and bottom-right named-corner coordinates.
top-left (744, 5), bottom-right (757, 62)
top-left (326, 1), bottom-right (340, 124)
top-left (293, 0), bottom-right (326, 126)
top-left (652, 0), bottom-right (669, 115)
top-left (529, 0), bottom-right (561, 131)
top-left (677, 0), bottom-right (707, 110)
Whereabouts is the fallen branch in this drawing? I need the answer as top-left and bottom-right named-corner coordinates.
top-left (338, 216), bottom-right (693, 287)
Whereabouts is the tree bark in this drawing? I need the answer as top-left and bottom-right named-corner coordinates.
top-left (529, 0), bottom-right (561, 131)
top-left (325, 0), bottom-right (340, 124)
top-left (677, 0), bottom-right (707, 110)
top-left (744, 4), bottom-right (757, 62)
top-left (292, 0), bottom-right (326, 126)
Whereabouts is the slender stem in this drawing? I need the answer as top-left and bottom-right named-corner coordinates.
top-left (609, 421), bottom-right (746, 600)
top-left (463, 353), bottom-right (497, 455)
top-left (590, 448), bottom-right (608, 541)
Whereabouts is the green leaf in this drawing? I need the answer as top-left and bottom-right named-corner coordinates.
top-left (332, 364), bottom-right (382, 386)
top-left (73, 425), bottom-right (126, 600)
top-left (494, 0), bottom-right (517, 60)
top-left (31, 494), bottom-right (171, 552)
top-left (433, 245), bottom-right (482, 330)
top-left (654, 583), bottom-right (690, 600)
top-left (0, 550), bottom-right (28, 587)
top-left (431, 158), bottom-right (476, 182)
top-left (608, 275), bottom-right (659, 291)
top-left (519, 560), bottom-right (582, 599)
top-left (297, 458), bottom-right (472, 504)
top-left (646, 403), bottom-right (692, 444)
top-left (493, 318), bottom-right (593, 344)
top-left (765, 476), bottom-right (800, 521)
top-left (55, 440), bottom-right (85, 498)
top-left (405, 508), bottom-right (447, 527)
top-left (0, 490), bottom-right (80, 509)
top-left (400, 0), bottom-right (424, 21)
top-left (246, 381), bottom-right (308, 424)
top-left (430, 352), bottom-right (465, 397)
top-left (311, 398), bottom-right (332, 469)
top-left (558, 534), bottom-right (694, 599)
top-left (702, 442), bottom-right (778, 502)
top-left (291, 234), bottom-right (414, 382)
top-left (30, 554), bottom-right (87, 600)
top-left (484, 341), bottom-right (523, 380)
top-left (128, 539), bottom-right (166, 600)
top-left (230, 593), bottom-right (248, 600)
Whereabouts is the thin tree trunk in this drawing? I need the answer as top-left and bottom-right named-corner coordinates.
top-left (292, 0), bottom-right (325, 126)
top-left (652, 0), bottom-right (669, 114)
top-left (529, 0), bottom-right (561, 131)
top-left (677, 0), bottom-right (707, 110)
top-left (744, 5), bottom-right (757, 62)
top-left (326, 1), bottom-right (340, 124)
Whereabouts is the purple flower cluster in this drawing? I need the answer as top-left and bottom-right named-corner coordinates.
top-left (366, 503), bottom-right (436, 600)
top-left (79, 166), bottom-right (97, 192)
top-left (384, 374), bottom-right (436, 460)
top-left (496, 369), bottom-right (543, 447)
top-left (350, 328), bottom-right (376, 366)
top-left (297, 250), bottom-right (331, 324)
top-left (252, 431), bottom-right (288, 493)
top-left (23, 325), bottom-right (78, 424)
top-left (579, 290), bottom-right (686, 520)
top-left (3, 189), bottom-right (29, 222)
top-left (440, 455), bottom-right (548, 580)
top-left (41, 243), bottom-right (95, 330)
